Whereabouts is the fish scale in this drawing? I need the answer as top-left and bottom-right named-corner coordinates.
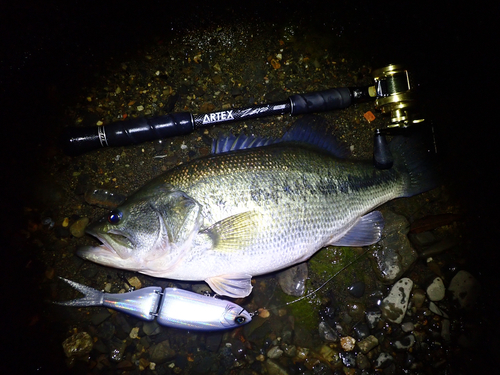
top-left (79, 130), bottom-right (433, 298)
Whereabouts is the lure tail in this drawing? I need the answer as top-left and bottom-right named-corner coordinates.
top-left (54, 277), bottom-right (105, 307)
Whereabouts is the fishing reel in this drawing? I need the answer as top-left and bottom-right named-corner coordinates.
top-left (372, 64), bottom-right (424, 128)
top-left (371, 64), bottom-right (436, 169)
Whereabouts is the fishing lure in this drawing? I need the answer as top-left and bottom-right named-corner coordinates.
top-left (56, 248), bottom-right (371, 330)
top-left (55, 277), bottom-right (252, 331)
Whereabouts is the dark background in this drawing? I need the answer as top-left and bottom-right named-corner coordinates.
top-left (1, 0), bottom-right (496, 373)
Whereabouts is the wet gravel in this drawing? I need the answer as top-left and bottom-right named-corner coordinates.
top-left (2, 1), bottom-right (497, 375)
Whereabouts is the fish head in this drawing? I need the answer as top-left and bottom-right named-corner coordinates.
top-left (78, 187), bottom-right (202, 274)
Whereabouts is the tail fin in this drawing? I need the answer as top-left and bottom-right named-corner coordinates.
top-left (390, 135), bottom-right (438, 197)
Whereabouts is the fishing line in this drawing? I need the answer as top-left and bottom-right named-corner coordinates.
top-left (252, 247), bottom-right (373, 317)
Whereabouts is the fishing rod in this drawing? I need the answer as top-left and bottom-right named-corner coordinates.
top-left (60, 86), bottom-right (368, 155)
top-left (60, 64), bottom-right (427, 168)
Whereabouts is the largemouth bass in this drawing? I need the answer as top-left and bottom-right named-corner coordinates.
top-left (79, 120), bottom-right (435, 298)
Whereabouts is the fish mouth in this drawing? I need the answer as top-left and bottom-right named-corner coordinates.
top-left (77, 228), bottom-right (136, 267)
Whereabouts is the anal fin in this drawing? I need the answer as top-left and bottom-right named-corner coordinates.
top-left (205, 274), bottom-right (253, 298)
top-left (330, 211), bottom-right (384, 246)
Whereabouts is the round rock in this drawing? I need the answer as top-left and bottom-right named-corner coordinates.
top-left (426, 277), bottom-right (445, 301)
top-left (347, 281), bottom-right (365, 298)
top-left (62, 331), bottom-right (93, 359)
top-left (277, 262), bottom-right (308, 296)
top-left (69, 217), bottom-right (89, 238)
top-left (319, 321), bottom-right (339, 342)
top-left (340, 336), bottom-right (356, 351)
top-left (448, 270), bottom-right (480, 309)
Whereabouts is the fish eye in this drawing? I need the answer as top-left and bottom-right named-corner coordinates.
top-left (107, 210), bottom-right (123, 224)
top-left (234, 316), bottom-right (246, 325)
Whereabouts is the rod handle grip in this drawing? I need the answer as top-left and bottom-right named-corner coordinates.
top-left (289, 87), bottom-right (352, 115)
top-left (60, 112), bottom-right (194, 155)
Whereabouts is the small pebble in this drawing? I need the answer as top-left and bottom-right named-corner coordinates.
top-left (353, 322), bottom-right (370, 340)
top-left (129, 327), bottom-right (140, 339)
top-left (365, 309), bottom-right (382, 330)
top-left (127, 276), bottom-right (142, 290)
top-left (358, 335), bottom-right (379, 353)
top-left (42, 217), bottom-right (55, 229)
top-left (393, 334), bottom-right (415, 349)
top-left (340, 336), bottom-right (356, 351)
top-left (374, 352), bottom-right (394, 368)
top-left (267, 346), bottom-right (283, 359)
top-left (319, 345), bottom-right (339, 364)
top-left (294, 347), bottom-right (309, 361)
top-left (319, 321), bottom-right (338, 342)
top-left (104, 283), bottom-right (112, 293)
top-left (138, 358), bottom-right (150, 371)
top-left (340, 351), bottom-right (356, 367)
top-left (62, 217), bottom-right (70, 227)
top-left (62, 332), bottom-right (93, 359)
top-left (281, 343), bottom-right (297, 357)
top-left (426, 277), bottom-right (445, 301)
top-left (401, 322), bottom-right (414, 332)
top-left (143, 321), bottom-right (161, 336)
top-left (70, 217), bottom-right (89, 238)
top-left (356, 352), bottom-right (370, 370)
top-left (347, 281), bottom-right (365, 298)
top-left (429, 301), bottom-right (449, 318)
top-left (411, 289), bottom-right (426, 308)
top-left (258, 308), bottom-right (270, 318)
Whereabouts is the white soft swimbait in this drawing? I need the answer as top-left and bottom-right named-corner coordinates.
top-left (55, 277), bottom-right (252, 331)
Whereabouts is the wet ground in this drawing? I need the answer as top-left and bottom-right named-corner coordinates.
top-left (1, 1), bottom-right (498, 374)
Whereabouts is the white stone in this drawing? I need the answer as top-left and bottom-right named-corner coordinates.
top-left (374, 352), bottom-right (393, 368)
top-left (426, 277), bottom-right (445, 301)
top-left (381, 278), bottom-right (413, 324)
top-left (401, 322), bottom-right (414, 332)
top-left (267, 346), bottom-right (283, 359)
top-left (129, 327), bottom-right (140, 339)
top-left (393, 334), bottom-right (415, 349)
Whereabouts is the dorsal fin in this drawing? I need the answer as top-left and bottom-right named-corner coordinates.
top-left (211, 115), bottom-right (350, 158)
top-left (282, 116), bottom-right (350, 158)
top-left (211, 134), bottom-right (279, 154)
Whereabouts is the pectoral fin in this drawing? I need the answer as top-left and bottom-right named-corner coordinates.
top-left (330, 211), bottom-right (384, 246)
top-left (201, 211), bottom-right (263, 252)
top-left (205, 274), bottom-right (253, 298)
